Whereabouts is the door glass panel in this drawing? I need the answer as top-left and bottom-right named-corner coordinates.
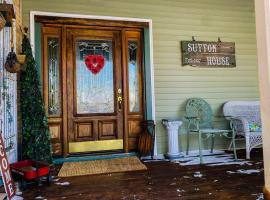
top-left (128, 41), bottom-right (140, 112)
top-left (48, 37), bottom-right (61, 116)
top-left (76, 40), bottom-right (114, 114)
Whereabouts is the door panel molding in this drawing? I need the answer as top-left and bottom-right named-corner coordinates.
top-left (75, 122), bottom-right (94, 141)
top-left (98, 120), bottom-right (117, 140)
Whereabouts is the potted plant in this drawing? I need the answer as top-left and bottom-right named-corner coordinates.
top-left (4, 48), bottom-right (20, 73)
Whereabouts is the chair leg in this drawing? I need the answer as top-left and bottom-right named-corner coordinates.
top-left (210, 134), bottom-right (215, 153)
top-left (227, 140), bottom-right (233, 151)
top-left (245, 135), bottom-right (251, 159)
top-left (232, 130), bottom-right (237, 160)
top-left (246, 148), bottom-right (251, 160)
top-left (198, 131), bottom-right (203, 164)
top-left (186, 130), bottom-right (190, 155)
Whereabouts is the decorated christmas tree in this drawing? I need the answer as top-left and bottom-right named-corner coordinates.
top-left (20, 34), bottom-right (52, 163)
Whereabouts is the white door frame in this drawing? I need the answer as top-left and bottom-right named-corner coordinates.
top-left (29, 11), bottom-right (157, 156)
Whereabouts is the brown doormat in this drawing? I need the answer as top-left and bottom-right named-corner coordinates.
top-left (58, 156), bottom-right (147, 177)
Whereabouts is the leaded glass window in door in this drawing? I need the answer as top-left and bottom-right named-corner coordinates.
top-left (48, 37), bottom-right (61, 116)
top-left (75, 40), bottom-right (114, 114)
top-left (128, 41), bottom-right (140, 112)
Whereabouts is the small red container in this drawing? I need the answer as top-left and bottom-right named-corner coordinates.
top-left (10, 160), bottom-right (49, 180)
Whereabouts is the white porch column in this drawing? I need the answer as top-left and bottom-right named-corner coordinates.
top-left (162, 119), bottom-right (183, 160)
top-left (255, 0), bottom-right (270, 198)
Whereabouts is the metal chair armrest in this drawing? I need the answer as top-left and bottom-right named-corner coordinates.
top-left (227, 116), bottom-right (250, 134)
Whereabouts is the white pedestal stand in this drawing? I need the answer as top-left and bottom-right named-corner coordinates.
top-left (162, 119), bottom-right (183, 160)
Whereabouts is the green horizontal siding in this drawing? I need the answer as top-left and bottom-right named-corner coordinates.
top-left (22, 0), bottom-right (258, 155)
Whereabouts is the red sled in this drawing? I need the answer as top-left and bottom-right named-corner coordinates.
top-left (10, 160), bottom-right (50, 188)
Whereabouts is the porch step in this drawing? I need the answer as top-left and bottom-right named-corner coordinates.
top-left (53, 152), bottom-right (137, 165)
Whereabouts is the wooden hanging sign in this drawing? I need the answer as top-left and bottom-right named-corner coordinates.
top-left (181, 40), bottom-right (236, 67)
top-left (0, 133), bottom-right (16, 200)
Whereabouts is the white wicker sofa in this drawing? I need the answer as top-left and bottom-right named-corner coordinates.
top-left (223, 101), bottom-right (262, 159)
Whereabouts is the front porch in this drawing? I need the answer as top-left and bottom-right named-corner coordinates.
top-left (3, 0), bottom-right (270, 199)
top-left (23, 149), bottom-right (264, 200)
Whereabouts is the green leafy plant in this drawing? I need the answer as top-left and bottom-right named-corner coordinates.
top-left (20, 35), bottom-right (52, 163)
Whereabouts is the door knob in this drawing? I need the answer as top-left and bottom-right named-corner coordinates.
top-left (117, 88), bottom-right (123, 111)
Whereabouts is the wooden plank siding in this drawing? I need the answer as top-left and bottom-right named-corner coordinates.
top-left (22, 0), bottom-right (259, 154)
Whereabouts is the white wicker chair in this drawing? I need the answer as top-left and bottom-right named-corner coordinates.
top-left (223, 101), bottom-right (262, 159)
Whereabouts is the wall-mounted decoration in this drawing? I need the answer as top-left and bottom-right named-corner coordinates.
top-left (4, 20), bottom-right (26, 73)
top-left (84, 54), bottom-right (105, 75)
top-left (4, 48), bottom-right (20, 73)
top-left (0, 2), bottom-right (15, 27)
top-left (181, 39), bottom-right (236, 67)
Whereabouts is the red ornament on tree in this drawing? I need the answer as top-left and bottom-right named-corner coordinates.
top-left (84, 55), bottom-right (105, 75)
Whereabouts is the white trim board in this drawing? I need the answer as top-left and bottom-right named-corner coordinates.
top-left (29, 11), bottom-right (157, 156)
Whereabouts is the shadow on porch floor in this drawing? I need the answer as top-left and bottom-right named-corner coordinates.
top-left (23, 149), bottom-right (264, 200)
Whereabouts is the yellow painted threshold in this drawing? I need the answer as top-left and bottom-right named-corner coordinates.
top-left (69, 139), bottom-right (123, 153)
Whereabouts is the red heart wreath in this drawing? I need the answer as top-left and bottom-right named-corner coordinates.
top-left (84, 55), bottom-right (105, 75)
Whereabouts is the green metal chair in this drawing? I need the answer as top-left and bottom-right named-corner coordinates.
top-left (185, 97), bottom-right (237, 164)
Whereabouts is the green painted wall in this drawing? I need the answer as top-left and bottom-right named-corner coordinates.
top-left (22, 0), bottom-right (259, 155)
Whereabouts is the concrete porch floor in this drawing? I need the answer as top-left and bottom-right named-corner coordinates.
top-left (22, 149), bottom-right (264, 200)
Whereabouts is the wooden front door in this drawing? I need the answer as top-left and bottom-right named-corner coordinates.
top-left (66, 28), bottom-right (124, 154)
top-left (41, 20), bottom-right (145, 157)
